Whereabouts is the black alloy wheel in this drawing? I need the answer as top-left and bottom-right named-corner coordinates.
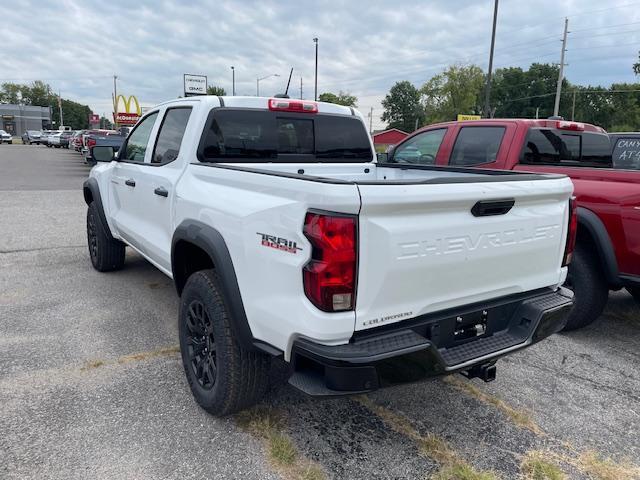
top-left (87, 207), bottom-right (98, 263)
top-left (185, 300), bottom-right (217, 390)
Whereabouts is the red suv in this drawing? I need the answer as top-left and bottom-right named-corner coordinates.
top-left (384, 119), bottom-right (640, 330)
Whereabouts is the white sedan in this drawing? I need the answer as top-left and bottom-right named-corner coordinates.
top-left (0, 130), bottom-right (13, 144)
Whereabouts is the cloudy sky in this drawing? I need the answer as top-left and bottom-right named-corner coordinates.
top-left (1, 0), bottom-right (639, 129)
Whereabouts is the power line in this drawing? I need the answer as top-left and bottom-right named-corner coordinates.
top-left (500, 88), bottom-right (640, 105)
top-left (570, 19), bottom-right (640, 34)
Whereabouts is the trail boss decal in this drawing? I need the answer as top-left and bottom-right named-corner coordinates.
top-left (257, 232), bottom-right (302, 254)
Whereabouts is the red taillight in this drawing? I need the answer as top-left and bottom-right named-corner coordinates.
top-left (556, 120), bottom-right (585, 131)
top-left (563, 197), bottom-right (578, 266)
top-left (303, 212), bottom-right (357, 312)
top-left (87, 138), bottom-right (96, 148)
top-left (268, 98), bottom-right (318, 113)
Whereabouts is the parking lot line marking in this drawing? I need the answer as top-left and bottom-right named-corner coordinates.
top-left (355, 396), bottom-right (498, 480)
top-left (235, 407), bottom-right (327, 480)
top-left (0, 245), bottom-right (84, 254)
top-left (444, 376), bottom-right (544, 435)
top-left (80, 345), bottom-right (180, 371)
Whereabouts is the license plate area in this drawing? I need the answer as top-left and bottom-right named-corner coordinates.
top-left (424, 302), bottom-right (521, 349)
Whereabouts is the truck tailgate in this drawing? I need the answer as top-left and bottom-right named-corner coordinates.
top-left (354, 177), bottom-right (573, 331)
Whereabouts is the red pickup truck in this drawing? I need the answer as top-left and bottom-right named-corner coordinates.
top-left (384, 119), bottom-right (640, 330)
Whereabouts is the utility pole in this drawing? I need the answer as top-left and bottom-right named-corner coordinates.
top-left (58, 89), bottom-right (63, 127)
top-left (553, 18), bottom-right (569, 117)
top-left (313, 37), bottom-right (318, 101)
top-left (232, 67), bottom-right (236, 96)
top-left (113, 74), bottom-right (118, 127)
top-left (368, 107), bottom-right (373, 135)
top-left (300, 77), bottom-right (303, 99)
top-left (571, 90), bottom-right (576, 121)
top-left (483, 0), bottom-right (499, 118)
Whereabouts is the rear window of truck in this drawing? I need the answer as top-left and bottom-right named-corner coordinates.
top-left (611, 137), bottom-right (640, 170)
top-left (520, 129), bottom-right (611, 167)
top-left (198, 109), bottom-right (373, 162)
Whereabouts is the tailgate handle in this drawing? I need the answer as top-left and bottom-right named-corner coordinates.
top-left (471, 199), bottom-right (515, 217)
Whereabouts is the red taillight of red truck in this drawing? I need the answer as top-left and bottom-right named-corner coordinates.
top-left (303, 212), bottom-right (357, 312)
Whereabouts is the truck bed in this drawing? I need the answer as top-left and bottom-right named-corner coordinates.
top-left (209, 161), bottom-right (563, 185)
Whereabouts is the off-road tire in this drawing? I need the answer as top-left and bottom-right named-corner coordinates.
top-left (563, 245), bottom-right (609, 331)
top-left (86, 202), bottom-right (125, 272)
top-left (179, 269), bottom-right (271, 416)
top-left (627, 287), bottom-right (640, 303)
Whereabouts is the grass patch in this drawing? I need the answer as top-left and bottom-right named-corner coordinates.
top-left (431, 463), bottom-right (498, 480)
top-left (235, 407), bottom-right (326, 479)
top-left (419, 434), bottom-right (459, 467)
top-left (521, 451), bottom-right (566, 480)
top-left (578, 451), bottom-right (640, 480)
top-left (444, 376), bottom-right (543, 435)
top-left (355, 396), bottom-right (498, 480)
top-left (269, 432), bottom-right (298, 466)
top-left (80, 359), bottom-right (105, 371)
top-left (117, 345), bottom-right (180, 364)
top-left (79, 345), bottom-right (180, 372)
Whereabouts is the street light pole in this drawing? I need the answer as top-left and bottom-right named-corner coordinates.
top-left (231, 66), bottom-right (235, 96)
top-left (483, 0), bottom-right (499, 118)
top-left (256, 74), bottom-right (280, 97)
top-left (313, 37), bottom-right (318, 101)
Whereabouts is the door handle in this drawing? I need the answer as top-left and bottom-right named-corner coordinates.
top-left (154, 186), bottom-right (169, 197)
top-left (125, 179), bottom-right (136, 187)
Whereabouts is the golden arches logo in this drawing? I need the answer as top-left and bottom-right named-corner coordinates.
top-left (114, 95), bottom-right (141, 115)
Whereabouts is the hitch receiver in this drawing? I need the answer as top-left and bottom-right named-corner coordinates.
top-left (460, 363), bottom-right (496, 383)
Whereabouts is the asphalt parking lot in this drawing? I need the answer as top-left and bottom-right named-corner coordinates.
top-left (1, 145), bottom-right (639, 480)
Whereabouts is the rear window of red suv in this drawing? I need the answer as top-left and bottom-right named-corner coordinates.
top-left (520, 128), bottom-right (611, 167)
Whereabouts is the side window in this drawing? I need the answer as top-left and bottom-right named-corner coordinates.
top-left (450, 126), bottom-right (505, 166)
top-left (151, 108), bottom-right (192, 164)
top-left (120, 112), bottom-right (158, 163)
top-left (612, 137), bottom-right (640, 169)
top-left (521, 129), bottom-right (612, 167)
top-left (393, 129), bottom-right (446, 164)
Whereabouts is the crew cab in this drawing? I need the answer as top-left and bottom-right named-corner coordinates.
top-left (384, 119), bottom-right (640, 329)
top-left (84, 97), bottom-right (575, 416)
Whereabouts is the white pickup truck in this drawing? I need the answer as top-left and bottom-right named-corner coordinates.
top-left (84, 96), bottom-right (575, 416)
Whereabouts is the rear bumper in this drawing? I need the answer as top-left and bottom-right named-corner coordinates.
top-left (289, 287), bottom-right (573, 396)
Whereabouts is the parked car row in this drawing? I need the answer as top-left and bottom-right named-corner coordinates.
top-left (20, 128), bottom-right (129, 164)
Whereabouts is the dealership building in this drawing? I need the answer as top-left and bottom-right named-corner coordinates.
top-left (0, 104), bottom-right (52, 138)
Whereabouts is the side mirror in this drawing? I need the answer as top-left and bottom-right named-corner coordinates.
top-left (92, 146), bottom-right (115, 162)
top-left (377, 152), bottom-right (389, 163)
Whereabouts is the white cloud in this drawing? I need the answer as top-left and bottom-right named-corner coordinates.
top-left (1, 0), bottom-right (638, 128)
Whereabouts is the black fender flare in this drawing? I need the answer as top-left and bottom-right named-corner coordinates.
top-left (577, 207), bottom-right (620, 287)
top-left (83, 178), bottom-right (112, 237)
top-left (171, 220), bottom-right (278, 354)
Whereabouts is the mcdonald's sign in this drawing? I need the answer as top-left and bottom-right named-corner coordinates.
top-left (114, 95), bottom-right (141, 125)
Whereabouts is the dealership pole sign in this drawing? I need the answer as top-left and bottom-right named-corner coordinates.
top-left (184, 74), bottom-right (207, 96)
top-left (114, 95), bottom-right (141, 125)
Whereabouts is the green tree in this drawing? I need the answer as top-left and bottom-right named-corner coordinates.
top-left (23, 80), bottom-right (53, 106)
top-left (421, 64), bottom-right (484, 123)
top-left (381, 81), bottom-right (424, 132)
top-left (491, 63), bottom-right (571, 119)
top-left (206, 85), bottom-right (226, 96)
top-left (318, 91), bottom-right (357, 107)
top-left (0, 83), bottom-right (25, 104)
top-left (100, 116), bottom-right (113, 130)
